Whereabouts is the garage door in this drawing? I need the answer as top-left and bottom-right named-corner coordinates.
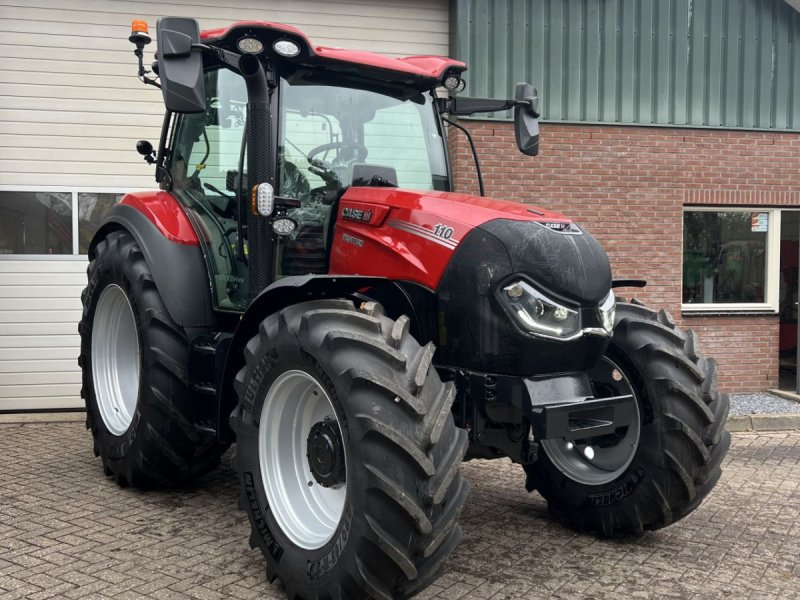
top-left (0, 0), bottom-right (449, 410)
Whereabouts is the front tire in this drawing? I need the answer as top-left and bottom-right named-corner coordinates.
top-left (526, 301), bottom-right (730, 536)
top-left (79, 230), bottom-right (227, 488)
top-left (231, 299), bottom-right (470, 599)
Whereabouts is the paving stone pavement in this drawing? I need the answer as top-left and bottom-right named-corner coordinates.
top-left (0, 423), bottom-right (798, 600)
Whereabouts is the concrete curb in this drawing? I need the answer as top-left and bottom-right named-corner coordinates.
top-left (766, 388), bottom-right (800, 403)
top-left (726, 413), bottom-right (800, 432)
top-left (2, 411), bottom-right (799, 432)
top-left (0, 412), bottom-right (85, 425)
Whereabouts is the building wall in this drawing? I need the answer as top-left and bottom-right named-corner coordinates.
top-left (0, 0), bottom-right (449, 411)
top-left (449, 120), bottom-right (800, 392)
top-left (452, 0), bottom-right (800, 129)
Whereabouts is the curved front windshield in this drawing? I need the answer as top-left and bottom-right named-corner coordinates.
top-left (278, 81), bottom-right (449, 196)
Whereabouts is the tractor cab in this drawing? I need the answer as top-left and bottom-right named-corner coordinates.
top-left (134, 18), bottom-right (540, 311)
top-left (167, 61), bottom-right (452, 311)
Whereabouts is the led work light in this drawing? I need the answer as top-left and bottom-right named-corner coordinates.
top-left (273, 39), bottom-right (301, 57)
top-left (237, 37), bottom-right (264, 54)
top-left (252, 183), bottom-right (274, 216)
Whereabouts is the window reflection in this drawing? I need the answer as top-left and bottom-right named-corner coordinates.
top-left (0, 191), bottom-right (72, 255)
top-left (78, 193), bottom-right (124, 254)
top-left (683, 211), bottom-right (768, 304)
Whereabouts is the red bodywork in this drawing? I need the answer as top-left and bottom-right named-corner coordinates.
top-left (123, 187), bottom-right (572, 291)
top-left (120, 192), bottom-right (199, 246)
top-left (330, 187), bottom-right (572, 289)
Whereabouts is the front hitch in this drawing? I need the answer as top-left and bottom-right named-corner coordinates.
top-left (443, 369), bottom-right (637, 466)
top-left (530, 394), bottom-right (635, 442)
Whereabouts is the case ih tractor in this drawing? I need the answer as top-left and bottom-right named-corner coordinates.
top-left (79, 17), bottom-right (730, 599)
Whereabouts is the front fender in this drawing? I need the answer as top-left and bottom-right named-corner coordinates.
top-left (217, 275), bottom-right (432, 442)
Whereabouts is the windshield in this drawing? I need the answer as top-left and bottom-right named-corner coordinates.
top-left (278, 80), bottom-right (449, 197)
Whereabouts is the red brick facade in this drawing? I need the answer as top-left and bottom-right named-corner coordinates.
top-left (449, 121), bottom-right (800, 392)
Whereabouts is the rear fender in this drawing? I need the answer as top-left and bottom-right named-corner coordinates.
top-left (216, 275), bottom-right (437, 442)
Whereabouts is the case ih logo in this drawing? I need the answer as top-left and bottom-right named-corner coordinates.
top-left (544, 222), bottom-right (570, 231)
top-left (341, 207), bottom-right (373, 223)
top-left (541, 221), bottom-right (582, 234)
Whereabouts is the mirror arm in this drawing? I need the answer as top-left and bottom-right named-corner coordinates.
top-left (441, 97), bottom-right (538, 117)
top-left (442, 116), bottom-right (484, 197)
top-left (191, 44), bottom-right (273, 102)
top-left (193, 43), bottom-right (243, 73)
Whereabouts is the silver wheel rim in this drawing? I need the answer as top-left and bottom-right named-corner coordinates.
top-left (541, 357), bottom-right (641, 486)
top-left (258, 369), bottom-right (346, 550)
top-left (91, 284), bottom-right (140, 436)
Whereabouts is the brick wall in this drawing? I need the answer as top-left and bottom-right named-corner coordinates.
top-left (449, 121), bottom-right (800, 393)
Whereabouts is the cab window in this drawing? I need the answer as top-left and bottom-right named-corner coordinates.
top-left (170, 68), bottom-right (248, 311)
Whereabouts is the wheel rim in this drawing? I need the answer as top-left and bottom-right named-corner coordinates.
top-left (91, 284), bottom-right (140, 436)
top-left (258, 370), bottom-right (346, 550)
top-left (541, 356), bottom-right (641, 486)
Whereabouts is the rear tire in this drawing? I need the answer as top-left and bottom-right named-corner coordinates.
top-left (525, 301), bottom-right (730, 536)
top-left (79, 230), bottom-right (227, 488)
top-left (231, 299), bottom-right (470, 599)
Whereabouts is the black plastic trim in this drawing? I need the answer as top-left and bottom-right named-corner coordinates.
top-left (612, 279), bottom-right (647, 288)
top-left (90, 204), bottom-right (217, 335)
top-left (435, 220), bottom-right (611, 375)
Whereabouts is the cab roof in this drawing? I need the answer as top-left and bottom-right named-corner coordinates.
top-left (200, 21), bottom-right (467, 91)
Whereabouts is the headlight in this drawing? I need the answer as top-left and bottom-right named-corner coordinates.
top-left (500, 280), bottom-right (581, 339)
top-left (599, 291), bottom-right (616, 332)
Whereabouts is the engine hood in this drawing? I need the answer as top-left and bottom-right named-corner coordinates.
top-left (341, 187), bottom-right (573, 230)
top-left (332, 187), bottom-right (608, 295)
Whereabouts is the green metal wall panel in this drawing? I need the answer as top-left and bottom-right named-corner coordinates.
top-left (453, 0), bottom-right (800, 129)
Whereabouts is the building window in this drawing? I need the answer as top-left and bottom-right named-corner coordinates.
top-left (0, 191), bottom-right (72, 255)
top-left (683, 208), bottom-right (779, 311)
top-left (78, 193), bottom-right (124, 254)
top-left (0, 190), bottom-right (127, 257)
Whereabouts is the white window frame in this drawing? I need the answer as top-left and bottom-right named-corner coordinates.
top-left (0, 185), bottom-right (146, 258)
top-left (682, 206), bottom-right (780, 313)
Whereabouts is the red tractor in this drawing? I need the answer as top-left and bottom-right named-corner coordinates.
top-left (79, 17), bottom-right (730, 599)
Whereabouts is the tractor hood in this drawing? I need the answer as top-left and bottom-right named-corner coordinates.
top-left (341, 187), bottom-right (613, 375)
top-left (337, 187), bottom-right (610, 302)
top-left (332, 187), bottom-right (613, 375)
top-left (341, 187), bottom-right (573, 230)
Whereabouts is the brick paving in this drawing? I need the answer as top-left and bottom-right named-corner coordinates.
top-left (0, 423), bottom-right (798, 599)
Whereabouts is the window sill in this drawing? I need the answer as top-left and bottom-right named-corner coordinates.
top-left (681, 308), bottom-right (778, 318)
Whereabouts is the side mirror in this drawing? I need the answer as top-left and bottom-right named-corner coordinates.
top-left (136, 140), bottom-right (156, 164)
top-left (156, 17), bottom-right (206, 113)
top-left (514, 82), bottom-right (540, 156)
top-left (136, 140), bottom-right (153, 156)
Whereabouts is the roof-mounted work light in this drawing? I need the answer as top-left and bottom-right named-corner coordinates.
top-left (442, 70), bottom-right (466, 93)
top-left (273, 39), bottom-right (301, 57)
top-left (237, 37), bottom-right (264, 54)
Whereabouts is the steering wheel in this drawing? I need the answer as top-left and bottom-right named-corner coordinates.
top-left (280, 160), bottom-right (311, 199)
top-left (307, 141), bottom-right (368, 165)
